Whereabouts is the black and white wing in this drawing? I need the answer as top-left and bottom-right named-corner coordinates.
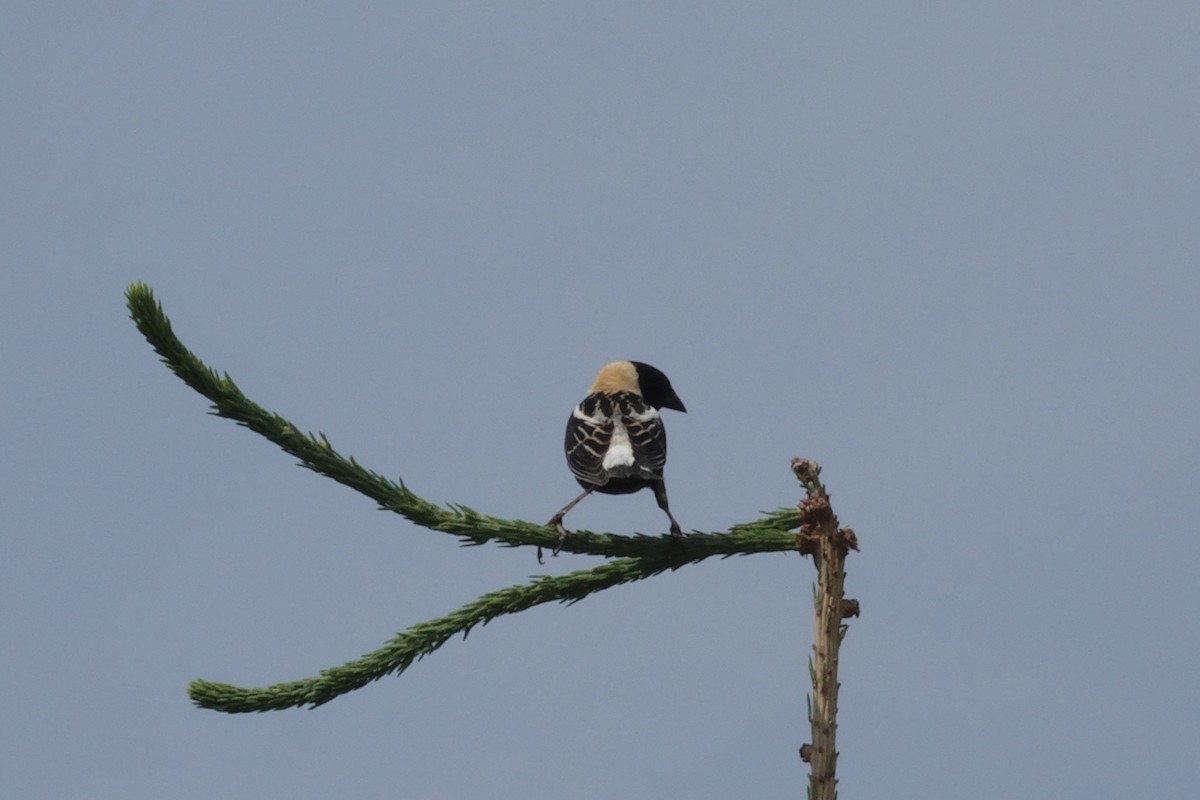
top-left (565, 393), bottom-right (666, 487)
top-left (621, 396), bottom-right (667, 477)
top-left (564, 394), bottom-right (612, 486)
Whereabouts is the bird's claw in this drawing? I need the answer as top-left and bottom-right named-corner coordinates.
top-left (551, 519), bottom-right (569, 556)
top-left (542, 516), bottom-right (569, 558)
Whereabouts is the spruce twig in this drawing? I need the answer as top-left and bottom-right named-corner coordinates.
top-left (125, 283), bottom-right (798, 561)
top-left (189, 555), bottom-right (677, 712)
top-left (126, 283), bottom-right (808, 712)
top-left (793, 458), bottom-right (859, 800)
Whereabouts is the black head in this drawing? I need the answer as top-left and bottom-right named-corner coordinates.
top-left (630, 361), bottom-right (686, 413)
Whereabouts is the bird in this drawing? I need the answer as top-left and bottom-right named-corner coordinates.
top-left (547, 360), bottom-right (686, 550)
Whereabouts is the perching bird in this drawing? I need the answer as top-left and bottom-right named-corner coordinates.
top-left (548, 360), bottom-right (686, 548)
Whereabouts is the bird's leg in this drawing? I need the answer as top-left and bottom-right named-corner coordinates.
top-left (651, 481), bottom-right (684, 544)
top-left (547, 487), bottom-right (594, 555)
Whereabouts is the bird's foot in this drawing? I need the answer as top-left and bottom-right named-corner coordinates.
top-left (544, 515), bottom-right (569, 557)
top-left (669, 524), bottom-right (686, 554)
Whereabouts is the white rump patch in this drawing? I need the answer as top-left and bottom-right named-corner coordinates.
top-left (602, 421), bottom-right (636, 470)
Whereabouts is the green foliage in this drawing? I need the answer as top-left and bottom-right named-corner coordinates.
top-left (127, 283), bottom-right (802, 713)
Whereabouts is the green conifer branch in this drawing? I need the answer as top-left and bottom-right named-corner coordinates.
top-left (125, 282), bottom-right (798, 559)
top-left (127, 283), bottom-right (808, 713)
top-left (188, 554), bottom-right (681, 712)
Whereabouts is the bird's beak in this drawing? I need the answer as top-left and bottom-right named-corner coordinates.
top-left (662, 392), bottom-right (686, 413)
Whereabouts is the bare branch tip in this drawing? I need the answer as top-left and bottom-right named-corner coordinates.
top-left (790, 457), bottom-right (821, 483)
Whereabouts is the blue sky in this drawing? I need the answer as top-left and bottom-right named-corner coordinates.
top-left (4, 4), bottom-right (1199, 798)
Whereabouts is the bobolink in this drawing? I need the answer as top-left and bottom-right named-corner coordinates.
top-left (548, 360), bottom-right (686, 547)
